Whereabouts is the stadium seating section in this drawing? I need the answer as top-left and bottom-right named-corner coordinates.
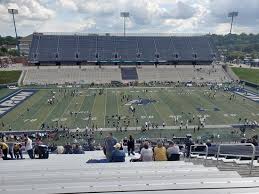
top-left (28, 34), bottom-right (218, 64)
top-left (121, 67), bottom-right (139, 80)
top-left (22, 65), bottom-right (231, 85)
top-left (2, 151), bottom-right (259, 193)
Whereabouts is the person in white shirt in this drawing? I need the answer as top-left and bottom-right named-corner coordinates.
top-left (167, 141), bottom-right (180, 161)
top-left (24, 134), bottom-right (34, 159)
top-left (140, 142), bottom-right (153, 162)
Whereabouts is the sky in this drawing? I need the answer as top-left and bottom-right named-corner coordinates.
top-left (1, 0), bottom-right (259, 37)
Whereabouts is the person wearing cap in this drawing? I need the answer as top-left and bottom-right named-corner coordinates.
top-left (111, 143), bottom-right (125, 162)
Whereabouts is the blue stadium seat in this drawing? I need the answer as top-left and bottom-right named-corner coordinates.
top-left (121, 67), bottom-right (138, 80)
top-left (28, 34), bottom-right (218, 64)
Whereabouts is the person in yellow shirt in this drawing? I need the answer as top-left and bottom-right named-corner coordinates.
top-left (13, 143), bottom-right (23, 159)
top-left (153, 141), bottom-right (167, 161)
top-left (0, 142), bottom-right (9, 160)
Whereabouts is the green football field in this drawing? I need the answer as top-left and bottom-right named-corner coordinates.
top-left (232, 67), bottom-right (259, 84)
top-left (0, 86), bottom-right (259, 132)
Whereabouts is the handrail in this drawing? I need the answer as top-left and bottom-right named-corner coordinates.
top-left (189, 144), bottom-right (208, 165)
top-left (216, 143), bottom-right (255, 175)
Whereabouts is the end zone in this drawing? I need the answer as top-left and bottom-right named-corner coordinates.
top-left (0, 89), bottom-right (37, 118)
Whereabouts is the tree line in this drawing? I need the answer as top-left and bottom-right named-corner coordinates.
top-left (0, 36), bottom-right (18, 56)
top-left (211, 33), bottom-right (259, 61)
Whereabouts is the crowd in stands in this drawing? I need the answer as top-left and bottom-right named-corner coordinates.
top-left (2, 130), bottom-right (259, 162)
top-left (85, 80), bottom-right (234, 89)
top-left (102, 133), bottom-right (181, 163)
top-left (55, 143), bottom-right (85, 154)
top-left (0, 133), bottom-right (48, 160)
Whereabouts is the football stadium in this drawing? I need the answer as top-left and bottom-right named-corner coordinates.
top-left (1, 1), bottom-right (259, 194)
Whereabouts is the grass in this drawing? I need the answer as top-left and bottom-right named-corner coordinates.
top-left (0, 71), bottom-right (22, 84)
top-left (232, 67), bottom-right (259, 84)
top-left (0, 88), bottom-right (14, 99)
top-left (1, 86), bottom-right (259, 144)
top-left (0, 86), bottom-right (258, 133)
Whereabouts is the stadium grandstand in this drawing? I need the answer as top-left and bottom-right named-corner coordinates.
top-left (28, 33), bottom-right (218, 66)
top-left (19, 32), bottom-right (229, 85)
top-left (21, 65), bottom-right (231, 85)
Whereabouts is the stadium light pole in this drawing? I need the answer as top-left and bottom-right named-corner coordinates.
top-left (228, 11), bottom-right (238, 34)
top-left (120, 12), bottom-right (130, 36)
top-left (8, 8), bottom-right (20, 55)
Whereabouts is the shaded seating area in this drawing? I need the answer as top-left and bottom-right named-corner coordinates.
top-left (28, 33), bottom-right (218, 65)
top-left (121, 67), bottom-right (138, 80)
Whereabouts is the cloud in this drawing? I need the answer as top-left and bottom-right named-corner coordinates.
top-left (57, 0), bottom-right (197, 31)
top-left (208, 0), bottom-right (259, 26)
top-left (3, 0), bottom-right (55, 21)
top-left (39, 18), bottom-right (96, 32)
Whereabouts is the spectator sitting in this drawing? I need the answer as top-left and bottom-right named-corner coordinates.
top-left (111, 143), bottom-right (125, 162)
top-left (154, 141), bottom-right (167, 161)
top-left (56, 146), bottom-right (65, 154)
top-left (206, 140), bottom-right (212, 147)
top-left (140, 142), bottom-right (153, 162)
top-left (73, 144), bottom-right (84, 154)
top-left (64, 143), bottom-right (73, 154)
top-left (167, 141), bottom-right (180, 161)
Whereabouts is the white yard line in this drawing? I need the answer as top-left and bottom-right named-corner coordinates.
top-left (145, 92), bottom-right (167, 124)
top-left (58, 95), bottom-right (76, 125)
top-left (89, 93), bottom-right (97, 127)
top-left (104, 89), bottom-right (107, 127)
top-left (116, 91), bottom-right (120, 116)
top-left (155, 90), bottom-right (177, 125)
top-left (0, 89), bottom-right (22, 103)
top-left (40, 92), bottom-right (67, 128)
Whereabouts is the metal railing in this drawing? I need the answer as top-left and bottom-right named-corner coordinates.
top-left (189, 144), bottom-right (208, 165)
top-left (216, 143), bottom-right (256, 175)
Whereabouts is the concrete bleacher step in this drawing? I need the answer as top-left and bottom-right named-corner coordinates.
top-left (1, 167), bottom-right (221, 176)
top-left (189, 157), bottom-right (259, 177)
top-left (85, 188), bottom-right (259, 194)
top-left (0, 161), bottom-right (207, 172)
top-left (1, 177), bottom-right (259, 194)
top-left (2, 171), bottom-right (241, 186)
top-left (1, 152), bottom-right (257, 194)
